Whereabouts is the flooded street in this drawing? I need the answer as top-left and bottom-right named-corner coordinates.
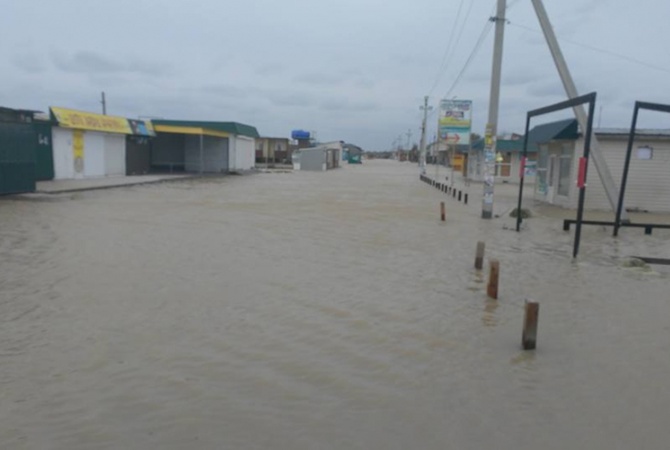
top-left (2, 160), bottom-right (670, 449)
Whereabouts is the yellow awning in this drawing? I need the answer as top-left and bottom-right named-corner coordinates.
top-left (153, 124), bottom-right (229, 138)
top-left (51, 106), bottom-right (132, 134)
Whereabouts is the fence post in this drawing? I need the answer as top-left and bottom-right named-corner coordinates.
top-left (522, 300), bottom-right (539, 350)
top-left (487, 259), bottom-right (499, 299)
top-left (475, 241), bottom-right (485, 270)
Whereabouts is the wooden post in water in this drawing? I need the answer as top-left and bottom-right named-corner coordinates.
top-left (475, 241), bottom-right (485, 270)
top-left (522, 300), bottom-right (539, 350)
top-left (487, 259), bottom-right (499, 299)
top-left (440, 202), bottom-right (446, 221)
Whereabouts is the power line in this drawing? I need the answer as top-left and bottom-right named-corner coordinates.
top-left (449, 2), bottom-right (474, 90)
top-left (428, 0), bottom-right (467, 96)
top-left (432, 18), bottom-right (494, 117)
top-left (508, 21), bottom-right (670, 75)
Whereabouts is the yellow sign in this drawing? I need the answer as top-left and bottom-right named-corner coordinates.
top-left (51, 107), bottom-right (132, 134)
top-left (72, 130), bottom-right (84, 158)
top-left (451, 154), bottom-right (464, 171)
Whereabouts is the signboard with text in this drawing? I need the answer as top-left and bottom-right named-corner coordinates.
top-left (51, 107), bottom-right (132, 134)
top-left (439, 99), bottom-right (472, 145)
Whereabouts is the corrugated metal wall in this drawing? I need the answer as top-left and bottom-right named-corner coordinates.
top-left (579, 136), bottom-right (670, 213)
top-left (0, 122), bottom-right (36, 194)
top-left (33, 122), bottom-right (54, 181)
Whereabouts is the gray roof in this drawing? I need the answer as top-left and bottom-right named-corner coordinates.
top-left (595, 128), bottom-right (670, 137)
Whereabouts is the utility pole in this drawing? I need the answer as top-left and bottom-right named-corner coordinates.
top-left (419, 96), bottom-right (432, 174)
top-left (406, 129), bottom-right (412, 155)
top-left (101, 91), bottom-right (107, 115)
top-left (482, 0), bottom-right (506, 219)
top-left (531, 0), bottom-right (628, 221)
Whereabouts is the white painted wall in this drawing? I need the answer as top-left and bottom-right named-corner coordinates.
top-left (83, 131), bottom-right (105, 177)
top-left (228, 135), bottom-right (256, 171)
top-left (52, 128), bottom-right (127, 179)
top-left (52, 127), bottom-right (74, 180)
top-left (234, 136), bottom-right (255, 170)
top-left (103, 133), bottom-right (126, 176)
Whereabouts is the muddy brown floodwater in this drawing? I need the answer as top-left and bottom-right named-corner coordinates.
top-left (1, 160), bottom-right (669, 449)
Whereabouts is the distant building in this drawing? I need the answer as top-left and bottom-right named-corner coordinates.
top-left (294, 141), bottom-right (342, 171)
top-left (256, 137), bottom-right (291, 164)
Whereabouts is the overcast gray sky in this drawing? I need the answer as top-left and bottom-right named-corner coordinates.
top-left (2, 0), bottom-right (669, 150)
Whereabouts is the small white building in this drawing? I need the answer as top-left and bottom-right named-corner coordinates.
top-left (533, 119), bottom-right (670, 213)
top-left (296, 142), bottom-right (342, 171)
top-left (50, 107), bottom-right (132, 180)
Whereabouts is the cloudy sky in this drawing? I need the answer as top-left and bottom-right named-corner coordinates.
top-left (2, 0), bottom-right (669, 150)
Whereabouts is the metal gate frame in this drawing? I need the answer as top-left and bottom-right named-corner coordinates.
top-left (613, 101), bottom-right (670, 236)
top-left (515, 92), bottom-right (597, 259)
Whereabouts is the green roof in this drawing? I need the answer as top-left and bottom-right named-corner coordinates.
top-left (152, 120), bottom-right (260, 138)
top-left (526, 118), bottom-right (578, 151)
top-left (469, 119), bottom-right (578, 154)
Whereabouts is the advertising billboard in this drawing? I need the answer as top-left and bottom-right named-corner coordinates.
top-left (438, 99), bottom-right (472, 145)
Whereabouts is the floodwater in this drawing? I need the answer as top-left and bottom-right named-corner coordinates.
top-left (1, 160), bottom-right (669, 449)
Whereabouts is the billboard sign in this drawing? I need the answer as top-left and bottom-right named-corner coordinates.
top-left (439, 99), bottom-right (472, 145)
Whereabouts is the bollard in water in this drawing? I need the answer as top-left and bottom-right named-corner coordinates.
top-left (440, 202), bottom-right (445, 221)
top-left (464, 193), bottom-right (468, 204)
top-left (475, 241), bottom-right (485, 270)
top-left (522, 300), bottom-right (539, 350)
top-left (458, 191), bottom-right (462, 202)
top-left (487, 259), bottom-right (499, 299)
top-left (453, 189), bottom-right (456, 198)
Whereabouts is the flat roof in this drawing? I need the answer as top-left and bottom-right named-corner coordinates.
top-left (153, 124), bottom-right (229, 138)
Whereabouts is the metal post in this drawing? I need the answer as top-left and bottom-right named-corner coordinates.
top-left (573, 95), bottom-right (597, 258)
top-left (482, 0), bottom-right (506, 219)
top-left (531, 0), bottom-right (628, 222)
top-left (516, 115), bottom-right (532, 232)
top-left (101, 91), bottom-right (107, 115)
top-left (199, 134), bottom-right (204, 174)
top-left (420, 96), bottom-right (432, 173)
top-left (406, 129), bottom-right (412, 161)
top-left (614, 103), bottom-right (639, 237)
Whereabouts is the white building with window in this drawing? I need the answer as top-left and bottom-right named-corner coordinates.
top-left (533, 119), bottom-right (670, 213)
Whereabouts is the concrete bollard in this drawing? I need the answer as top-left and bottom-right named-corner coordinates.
top-left (458, 191), bottom-right (462, 202)
top-left (487, 259), bottom-right (499, 299)
top-left (464, 193), bottom-right (468, 204)
top-left (522, 300), bottom-right (539, 350)
top-left (453, 189), bottom-right (456, 198)
top-left (440, 202), bottom-right (445, 221)
top-left (475, 241), bottom-right (485, 270)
